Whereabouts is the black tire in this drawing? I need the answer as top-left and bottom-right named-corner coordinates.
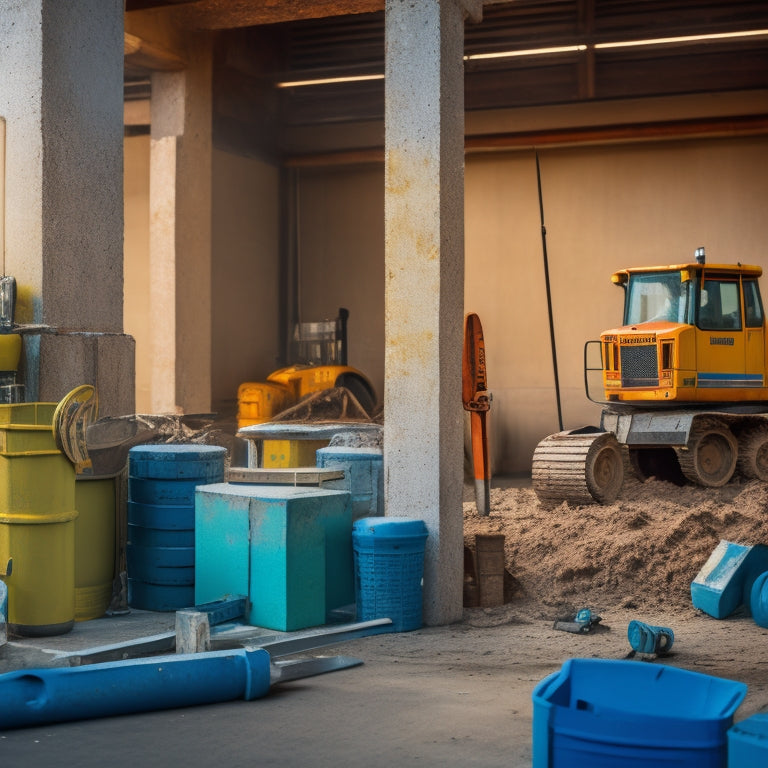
top-left (737, 426), bottom-right (768, 481)
top-left (675, 421), bottom-right (737, 488)
top-left (584, 433), bottom-right (624, 504)
top-left (335, 373), bottom-right (376, 416)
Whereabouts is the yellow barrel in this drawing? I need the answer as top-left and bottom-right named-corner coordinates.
top-left (74, 475), bottom-right (117, 621)
top-left (0, 403), bottom-right (77, 637)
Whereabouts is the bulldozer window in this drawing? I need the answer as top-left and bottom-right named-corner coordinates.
top-left (698, 279), bottom-right (741, 331)
top-left (744, 280), bottom-right (764, 328)
top-left (625, 272), bottom-right (689, 325)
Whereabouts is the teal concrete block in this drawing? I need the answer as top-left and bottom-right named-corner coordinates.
top-left (691, 540), bottom-right (768, 619)
top-left (195, 484), bottom-right (352, 632)
top-left (316, 446), bottom-right (383, 519)
top-left (194, 490), bottom-right (252, 607)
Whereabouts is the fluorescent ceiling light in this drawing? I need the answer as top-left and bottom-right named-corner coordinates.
top-left (595, 28), bottom-right (768, 50)
top-left (277, 73), bottom-right (384, 88)
top-left (465, 44), bottom-right (587, 61)
top-left (275, 29), bottom-right (768, 88)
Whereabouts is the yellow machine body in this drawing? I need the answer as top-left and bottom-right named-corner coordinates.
top-left (598, 262), bottom-right (768, 405)
top-left (237, 364), bottom-right (374, 428)
top-left (237, 364), bottom-right (376, 469)
top-left (533, 256), bottom-right (768, 505)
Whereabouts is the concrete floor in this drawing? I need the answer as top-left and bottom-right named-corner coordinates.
top-left (2, 602), bottom-right (767, 767)
top-left (0, 609), bottom-right (537, 767)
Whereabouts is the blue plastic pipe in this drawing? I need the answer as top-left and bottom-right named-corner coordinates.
top-left (0, 647), bottom-right (271, 730)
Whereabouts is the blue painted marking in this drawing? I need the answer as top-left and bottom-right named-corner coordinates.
top-left (697, 372), bottom-right (764, 388)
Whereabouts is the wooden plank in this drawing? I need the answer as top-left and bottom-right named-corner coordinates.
top-left (227, 467), bottom-right (345, 485)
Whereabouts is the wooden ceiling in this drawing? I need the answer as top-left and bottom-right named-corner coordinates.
top-left (124, 0), bottom-right (384, 27)
top-left (125, 1), bottom-right (768, 153)
top-left (210, 1), bottom-right (768, 126)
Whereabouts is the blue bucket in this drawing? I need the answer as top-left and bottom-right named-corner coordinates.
top-left (532, 658), bottom-right (747, 767)
top-left (352, 517), bottom-right (428, 632)
top-left (728, 712), bottom-right (768, 766)
top-left (127, 445), bottom-right (226, 611)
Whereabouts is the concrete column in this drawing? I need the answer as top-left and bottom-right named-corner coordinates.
top-left (384, 0), bottom-right (477, 625)
top-left (149, 38), bottom-right (213, 415)
top-left (0, 0), bottom-right (133, 415)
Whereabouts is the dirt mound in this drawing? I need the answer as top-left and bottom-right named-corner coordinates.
top-left (464, 475), bottom-right (768, 614)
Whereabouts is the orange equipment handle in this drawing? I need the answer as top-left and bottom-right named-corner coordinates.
top-left (462, 313), bottom-right (491, 515)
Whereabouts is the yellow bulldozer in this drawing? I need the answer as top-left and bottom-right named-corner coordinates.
top-left (533, 247), bottom-right (768, 505)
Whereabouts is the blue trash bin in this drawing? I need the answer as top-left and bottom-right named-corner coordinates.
top-left (352, 517), bottom-right (428, 632)
top-left (532, 658), bottom-right (747, 767)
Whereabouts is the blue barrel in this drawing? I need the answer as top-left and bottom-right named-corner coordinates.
top-left (127, 445), bottom-right (226, 611)
top-left (352, 517), bottom-right (428, 632)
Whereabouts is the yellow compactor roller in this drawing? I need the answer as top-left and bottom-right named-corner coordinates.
top-left (237, 308), bottom-right (376, 467)
top-left (533, 248), bottom-right (768, 505)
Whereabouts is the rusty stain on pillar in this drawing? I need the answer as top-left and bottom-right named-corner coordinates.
top-left (384, 0), bottom-right (477, 625)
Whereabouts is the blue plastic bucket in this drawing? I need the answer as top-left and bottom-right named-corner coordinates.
top-left (750, 570), bottom-right (768, 628)
top-left (728, 712), bottom-right (768, 766)
top-left (127, 445), bottom-right (226, 611)
top-left (532, 658), bottom-right (747, 767)
top-left (352, 517), bottom-right (428, 632)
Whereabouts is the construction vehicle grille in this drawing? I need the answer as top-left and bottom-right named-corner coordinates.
top-left (620, 345), bottom-right (659, 387)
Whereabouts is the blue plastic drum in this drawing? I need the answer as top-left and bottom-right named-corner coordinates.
top-left (127, 445), bottom-right (226, 611)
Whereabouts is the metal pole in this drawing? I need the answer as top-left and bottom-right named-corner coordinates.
top-left (535, 151), bottom-right (564, 432)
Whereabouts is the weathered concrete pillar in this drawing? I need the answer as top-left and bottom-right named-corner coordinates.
top-left (384, 0), bottom-right (479, 625)
top-left (0, 0), bottom-right (134, 416)
top-left (149, 39), bottom-right (213, 415)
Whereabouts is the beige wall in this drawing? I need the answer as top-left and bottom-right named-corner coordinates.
top-left (465, 136), bottom-right (768, 474)
top-left (125, 103), bottom-right (768, 475)
top-left (124, 134), bottom-right (151, 412)
top-left (292, 135), bottom-right (768, 475)
top-left (211, 148), bottom-right (281, 408)
top-left (297, 165), bottom-right (386, 403)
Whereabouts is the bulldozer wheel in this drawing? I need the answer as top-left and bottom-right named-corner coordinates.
top-left (335, 374), bottom-right (376, 416)
top-left (585, 434), bottom-right (624, 503)
top-left (532, 430), bottom-right (624, 506)
top-left (675, 421), bottom-right (737, 488)
top-left (737, 425), bottom-right (768, 481)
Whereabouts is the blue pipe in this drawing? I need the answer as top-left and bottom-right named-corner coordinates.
top-left (0, 647), bottom-right (271, 730)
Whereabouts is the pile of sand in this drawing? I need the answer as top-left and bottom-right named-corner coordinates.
top-left (464, 475), bottom-right (768, 615)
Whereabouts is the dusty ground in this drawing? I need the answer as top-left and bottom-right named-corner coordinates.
top-left (465, 473), bottom-right (768, 614)
top-left (461, 473), bottom-right (768, 724)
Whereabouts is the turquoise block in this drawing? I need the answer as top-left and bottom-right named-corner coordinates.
top-left (691, 540), bottom-right (768, 619)
top-left (316, 446), bottom-right (383, 519)
top-left (195, 484), bottom-right (352, 632)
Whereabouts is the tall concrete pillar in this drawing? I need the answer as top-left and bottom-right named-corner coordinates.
top-left (0, 0), bottom-right (134, 416)
top-left (384, 0), bottom-right (480, 625)
top-left (149, 37), bottom-right (212, 415)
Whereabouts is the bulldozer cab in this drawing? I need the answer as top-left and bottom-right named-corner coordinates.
top-left (589, 257), bottom-right (768, 406)
top-left (615, 263), bottom-right (765, 332)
